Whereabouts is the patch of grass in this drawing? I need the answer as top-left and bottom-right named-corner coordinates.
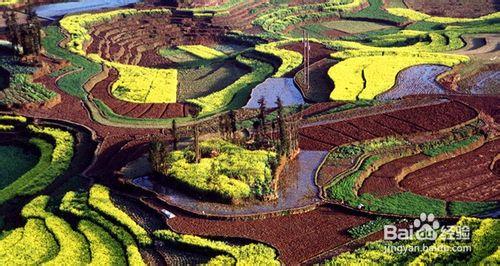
top-left (449, 201), bottom-right (498, 216)
top-left (322, 20), bottom-right (394, 34)
top-left (344, 0), bottom-right (407, 24)
top-left (348, 217), bottom-right (395, 238)
top-left (0, 144), bottom-right (39, 190)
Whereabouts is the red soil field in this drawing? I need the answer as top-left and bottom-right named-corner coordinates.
top-left (401, 139), bottom-right (500, 202)
top-left (359, 154), bottom-right (427, 197)
top-left (404, 0), bottom-right (499, 18)
top-left (299, 100), bottom-right (478, 150)
top-left (166, 206), bottom-right (372, 265)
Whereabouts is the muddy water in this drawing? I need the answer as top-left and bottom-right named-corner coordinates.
top-left (133, 150), bottom-right (327, 216)
top-left (377, 65), bottom-right (451, 101)
top-left (469, 71), bottom-right (500, 94)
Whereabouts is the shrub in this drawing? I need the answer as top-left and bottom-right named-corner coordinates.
top-left (89, 185), bottom-right (152, 246)
top-left (160, 140), bottom-right (277, 201)
top-left (0, 219), bottom-right (58, 265)
top-left (187, 55), bottom-right (273, 114)
top-left (177, 45), bottom-right (226, 60)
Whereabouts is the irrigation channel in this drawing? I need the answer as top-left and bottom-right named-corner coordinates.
top-left (132, 150), bottom-right (327, 216)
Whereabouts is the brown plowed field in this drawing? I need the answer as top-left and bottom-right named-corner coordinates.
top-left (280, 42), bottom-right (335, 77)
top-left (404, 0), bottom-right (499, 18)
top-left (359, 154), bottom-right (427, 197)
top-left (299, 100), bottom-right (478, 150)
top-left (401, 139), bottom-right (500, 201)
top-left (166, 206), bottom-right (372, 265)
top-left (90, 68), bottom-right (191, 119)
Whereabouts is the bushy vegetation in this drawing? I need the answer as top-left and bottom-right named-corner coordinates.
top-left (255, 41), bottom-right (302, 77)
top-left (0, 218), bottom-right (58, 265)
top-left (177, 45), bottom-right (226, 60)
top-left (89, 185), bottom-right (152, 246)
top-left (154, 230), bottom-right (280, 265)
top-left (348, 217), bottom-right (395, 238)
top-left (187, 55), bottom-right (273, 114)
top-left (157, 139), bottom-right (277, 201)
top-left (325, 217), bottom-right (500, 265)
top-left (0, 115), bottom-right (27, 124)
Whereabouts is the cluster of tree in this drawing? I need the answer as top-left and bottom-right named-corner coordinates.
top-left (2, 4), bottom-right (42, 61)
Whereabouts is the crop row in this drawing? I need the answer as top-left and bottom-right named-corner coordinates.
top-left (88, 184), bottom-right (152, 246)
top-left (387, 8), bottom-right (500, 24)
top-left (177, 45), bottom-right (226, 60)
top-left (327, 52), bottom-right (468, 100)
top-left (1, 74), bottom-right (58, 106)
top-left (255, 40), bottom-right (303, 77)
top-left (154, 229), bottom-right (280, 265)
top-left (89, 54), bottom-right (177, 103)
top-left (253, 0), bottom-right (366, 34)
top-left (187, 55), bottom-right (274, 114)
top-left (326, 217), bottom-right (500, 265)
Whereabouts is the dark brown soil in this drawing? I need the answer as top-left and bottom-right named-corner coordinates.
top-left (401, 140), bottom-right (500, 201)
top-left (404, 0), bottom-right (499, 18)
top-left (167, 206), bottom-right (373, 265)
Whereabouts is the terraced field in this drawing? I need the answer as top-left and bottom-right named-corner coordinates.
top-left (0, 0), bottom-right (499, 265)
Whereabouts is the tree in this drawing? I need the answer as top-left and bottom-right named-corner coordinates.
top-left (228, 110), bottom-right (237, 140)
top-left (193, 123), bottom-right (200, 163)
top-left (171, 119), bottom-right (178, 151)
top-left (276, 97), bottom-right (289, 156)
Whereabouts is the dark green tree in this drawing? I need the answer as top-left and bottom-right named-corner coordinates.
top-left (171, 119), bottom-right (178, 151)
